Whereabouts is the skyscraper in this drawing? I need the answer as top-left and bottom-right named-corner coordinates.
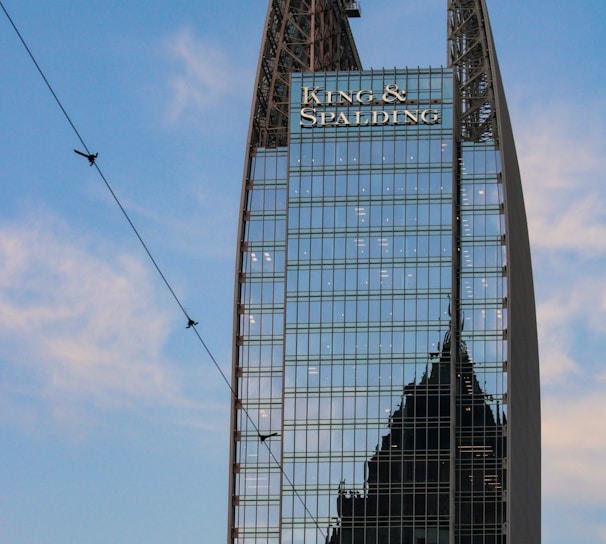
top-left (228, 2), bottom-right (540, 543)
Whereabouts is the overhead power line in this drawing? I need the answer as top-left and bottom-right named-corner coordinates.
top-left (0, 1), bottom-right (326, 538)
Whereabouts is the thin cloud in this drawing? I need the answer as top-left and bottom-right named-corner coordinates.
top-left (117, 180), bottom-right (239, 261)
top-left (538, 345), bottom-right (580, 385)
top-left (514, 103), bottom-right (606, 385)
top-left (0, 215), bottom-right (197, 431)
top-left (164, 28), bottom-right (244, 124)
top-left (517, 105), bottom-right (606, 255)
top-left (542, 388), bottom-right (606, 502)
top-left (537, 278), bottom-right (606, 335)
top-left (513, 101), bottom-right (606, 521)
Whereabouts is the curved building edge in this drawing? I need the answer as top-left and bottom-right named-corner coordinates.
top-left (482, 1), bottom-right (542, 542)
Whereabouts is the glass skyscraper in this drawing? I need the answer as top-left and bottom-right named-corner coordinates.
top-left (228, 2), bottom-right (540, 544)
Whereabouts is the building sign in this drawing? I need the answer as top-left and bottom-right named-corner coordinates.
top-left (300, 84), bottom-right (440, 128)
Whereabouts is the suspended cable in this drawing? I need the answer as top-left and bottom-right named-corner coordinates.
top-left (0, 2), bottom-right (326, 538)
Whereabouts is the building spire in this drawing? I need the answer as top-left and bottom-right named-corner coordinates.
top-left (249, 0), bottom-right (362, 148)
top-left (448, 0), bottom-right (497, 142)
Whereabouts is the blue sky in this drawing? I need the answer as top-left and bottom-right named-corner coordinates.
top-left (1, 1), bottom-right (605, 543)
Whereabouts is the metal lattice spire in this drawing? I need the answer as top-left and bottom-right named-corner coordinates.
top-left (448, 0), bottom-right (497, 142)
top-left (250, 0), bottom-right (362, 148)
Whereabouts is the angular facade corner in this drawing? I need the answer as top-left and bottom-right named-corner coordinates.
top-left (229, 1), bottom-right (540, 543)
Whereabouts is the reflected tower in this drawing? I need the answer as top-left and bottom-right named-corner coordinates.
top-left (228, 1), bottom-right (540, 543)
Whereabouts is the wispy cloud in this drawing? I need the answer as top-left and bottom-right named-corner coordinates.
top-left (514, 100), bottom-right (606, 523)
top-left (536, 274), bottom-right (606, 381)
top-left (119, 181), bottom-right (239, 261)
top-left (514, 102), bottom-right (606, 384)
top-left (543, 386), bottom-right (606, 502)
top-left (517, 105), bottom-right (606, 256)
top-left (0, 214), bottom-right (202, 432)
top-left (164, 28), bottom-right (246, 125)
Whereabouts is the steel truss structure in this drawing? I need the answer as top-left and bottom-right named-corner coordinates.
top-left (448, 0), bottom-right (496, 142)
top-left (250, 0), bottom-right (361, 149)
top-left (448, 4), bottom-right (541, 543)
top-left (231, 1), bottom-right (541, 542)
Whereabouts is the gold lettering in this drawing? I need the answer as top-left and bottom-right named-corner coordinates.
top-left (302, 87), bottom-right (323, 105)
top-left (300, 89), bottom-right (439, 128)
top-left (337, 112), bottom-right (351, 126)
top-left (338, 91), bottom-right (354, 105)
top-left (355, 111), bottom-right (370, 126)
top-left (356, 90), bottom-right (373, 104)
top-left (320, 112), bottom-right (336, 126)
top-left (300, 107), bottom-right (317, 127)
top-left (421, 109), bottom-right (440, 124)
top-left (382, 83), bottom-right (407, 104)
top-left (402, 109), bottom-right (419, 125)
top-left (372, 111), bottom-right (390, 125)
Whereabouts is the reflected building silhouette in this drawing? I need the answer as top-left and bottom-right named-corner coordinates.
top-left (327, 327), bottom-right (505, 544)
top-left (228, 1), bottom-right (540, 543)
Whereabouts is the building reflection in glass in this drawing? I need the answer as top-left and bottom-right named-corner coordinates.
top-left (326, 327), bottom-right (505, 544)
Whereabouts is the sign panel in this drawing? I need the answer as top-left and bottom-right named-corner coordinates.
top-left (299, 84), bottom-right (441, 128)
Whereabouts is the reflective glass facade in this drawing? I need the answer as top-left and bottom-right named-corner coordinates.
top-left (229, 3), bottom-right (540, 544)
top-left (231, 67), bottom-right (512, 544)
top-left (286, 70), bottom-right (456, 544)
